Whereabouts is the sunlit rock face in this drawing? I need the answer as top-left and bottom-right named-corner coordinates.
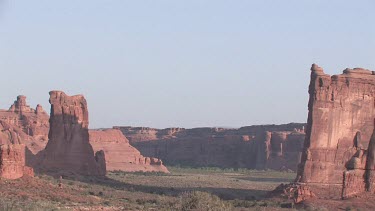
top-left (39, 91), bottom-right (106, 176)
top-left (116, 124), bottom-right (306, 171)
top-left (89, 129), bottom-right (169, 173)
top-left (297, 64), bottom-right (375, 199)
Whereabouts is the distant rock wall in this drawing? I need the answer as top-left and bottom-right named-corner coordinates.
top-left (115, 123), bottom-right (306, 171)
top-left (297, 64), bottom-right (375, 199)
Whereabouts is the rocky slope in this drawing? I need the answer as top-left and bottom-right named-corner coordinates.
top-left (115, 123), bottom-right (306, 171)
top-left (89, 129), bottom-right (169, 172)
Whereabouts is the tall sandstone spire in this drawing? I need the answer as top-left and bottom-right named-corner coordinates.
top-left (39, 91), bottom-right (106, 176)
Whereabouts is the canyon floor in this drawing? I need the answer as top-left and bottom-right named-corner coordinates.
top-left (0, 167), bottom-right (372, 211)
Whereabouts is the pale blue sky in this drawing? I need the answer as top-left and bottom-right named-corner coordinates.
top-left (0, 1), bottom-right (374, 129)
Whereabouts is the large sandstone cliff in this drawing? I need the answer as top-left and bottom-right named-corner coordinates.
top-left (116, 124), bottom-right (306, 171)
top-left (297, 64), bottom-right (375, 199)
top-left (37, 91), bottom-right (106, 176)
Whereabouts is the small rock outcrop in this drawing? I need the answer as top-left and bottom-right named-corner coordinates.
top-left (38, 91), bottom-right (106, 176)
top-left (296, 64), bottom-right (375, 200)
top-left (89, 129), bottom-right (169, 173)
top-left (0, 143), bottom-right (33, 179)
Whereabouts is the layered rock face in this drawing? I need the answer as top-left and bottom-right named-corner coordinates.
top-left (116, 123), bottom-right (305, 170)
top-left (89, 129), bottom-right (169, 172)
top-left (0, 96), bottom-right (49, 153)
top-left (38, 91), bottom-right (106, 176)
top-left (297, 64), bottom-right (375, 199)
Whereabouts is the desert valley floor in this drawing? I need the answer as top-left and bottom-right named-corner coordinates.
top-left (1, 167), bottom-right (375, 211)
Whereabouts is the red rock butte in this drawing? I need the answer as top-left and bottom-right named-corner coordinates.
top-left (297, 64), bottom-right (375, 199)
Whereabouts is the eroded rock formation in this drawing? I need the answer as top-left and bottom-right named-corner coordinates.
top-left (115, 124), bottom-right (306, 170)
top-left (297, 64), bottom-right (375, 199)
top-left (0, 94), bottom-right (169, 174)
top-left (38, 91), bottom-right (106, 176)
top-left (89, 129), bottom-right (169, 172)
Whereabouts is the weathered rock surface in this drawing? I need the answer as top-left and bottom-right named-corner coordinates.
top-left (0, 96), bottom-right (49, 153)
top-left (37, 91), bottom-right (106, 176)
top-left (89, 129), bottom-right (169, 172)
top-left (296, 64), bottom-right (375, 199)
top-left (115, 123), bottom-right (306, 170)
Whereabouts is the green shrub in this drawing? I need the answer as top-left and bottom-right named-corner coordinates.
top-left (177, 191), bottom-right (232, 211)
top-left (345, 206), bottom-right (353, 211)
top-left (231, 199), bottom-right (256, 208)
